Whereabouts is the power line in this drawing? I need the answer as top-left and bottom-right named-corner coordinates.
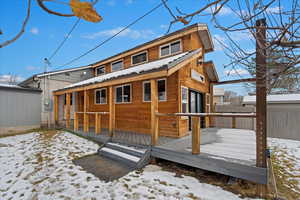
top-left (53, 0), bottom-right (167, 70)
top-left (48, 18), bottom-right (81, 62)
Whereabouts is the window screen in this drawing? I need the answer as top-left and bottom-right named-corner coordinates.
top-left (143, 82), bottom-right (151, 102)
top-left (96, 66), bottom-right (105, 76)
top-left (132, 52), bottom-right (147, 65)
top-left (111, 60), bottom-right (123, 72)
top-left (157, 79), bottom-right (166, 101)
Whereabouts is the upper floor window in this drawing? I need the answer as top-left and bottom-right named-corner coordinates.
top-left (115, 84), bottom-right (131, 103)
top-left (96, 66), bottom-right (105, 76)
top-left (95, 88), bottom-right (107, 104)
top-left (132, 51), bottom-right (148, 65)
top-left (159, 40), bottom-right (182, 57)
top-left (111, 60), bottom-right (123, 72)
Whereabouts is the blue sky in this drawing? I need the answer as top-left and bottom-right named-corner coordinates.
top-left (0, 0), bottom-right (258, 94)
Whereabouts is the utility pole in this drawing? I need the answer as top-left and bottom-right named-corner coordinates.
top-left (44, 58), bottom-right (51, 128)
top-left (255, 18), bottom-right (268, 196)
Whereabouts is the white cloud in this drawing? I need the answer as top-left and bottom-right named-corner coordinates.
top-left (30, 27), bottom-right (39, 35)
top-left (107, 0), bottom-right (115, 6)
top-left (126, 0), bottom-right (134, 4)
top-left (213, 34), bottom-right (227, 51)
top-left (266, 6), bottom-right (283, 13)
top-left (82, 27), bottom-right (156, 40)
top-left (0, 74), bottom-right (24, 83)
top-left (26, 66), bottom-right (39, 71)
top-left (224, 68), bottom-right (249, 76)
top-left (205, 6), bottom-right (233, 16)
top-left (160, 24), bottom-right (169, 29)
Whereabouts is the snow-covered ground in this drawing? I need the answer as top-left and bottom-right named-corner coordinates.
top-left (0, 131), bottom-right (298, 200)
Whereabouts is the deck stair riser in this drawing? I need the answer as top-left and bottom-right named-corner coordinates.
top-left (98, 143), bottom-right (150, 169)
top-left (105, 143), bottom-right (145, 157)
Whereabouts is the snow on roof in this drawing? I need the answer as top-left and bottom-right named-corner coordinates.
top-left (243, 94), bottom-right (300, 104)
top-left (59, 49), bottom-right (199, 91)
top-left (0, 83), bottom-right (22, 88)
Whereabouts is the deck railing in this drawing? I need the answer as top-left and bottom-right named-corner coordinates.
top-left (74, 112), bottom-right (109, 134)
top-left (154, 112), bottom-right (257, 154)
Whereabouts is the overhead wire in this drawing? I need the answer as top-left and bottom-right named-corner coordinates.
top-left (52, 0), bottom-right (168, 70)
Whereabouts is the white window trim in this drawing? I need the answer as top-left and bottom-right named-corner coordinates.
top-left (94, 88), bottom-right (107, 105)
top-left (142, 81), bottom-right (151, 102)
top-left (115, 84), bottom-right (132, 104)
top-left (157, 78), bottom-right (167, 102)
top-left (159, 39), bottom-right (182, 58)
top-left (111, 59), bottom-right (124, 72)
top-left (181, 86), bottom-right (189, 113)
top-left (131, 50), bottom-right (148, 66)
top-left (143, 79), bottom-right (167, 102)
top-left (95, 66), bottom-right (106, 76)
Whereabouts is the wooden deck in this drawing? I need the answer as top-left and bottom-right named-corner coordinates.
top-left (64, 125), bottom-right (267, 184)
top-left (152, 128), bottom-right (267, 184)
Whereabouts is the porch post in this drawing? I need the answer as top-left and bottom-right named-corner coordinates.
top-left (109, 86), bottom-right (115, 136)
top-left (83, 90), bottom-right (89, 132)
top-left (151, 79), bottom-right (159, 145)
top-left (66, 93), bottom-right (71, 128)
top-left (209, 84), bottom-right (214, 127)
top-left (54, 95), bottom-right (59, 126)
top-left (192, 116), bottom-right (200, 154)
top-left (95, 113), bottom-right (101, 134)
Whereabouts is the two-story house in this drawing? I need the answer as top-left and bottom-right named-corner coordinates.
top-left (53, 23), bottom-right (219, 138)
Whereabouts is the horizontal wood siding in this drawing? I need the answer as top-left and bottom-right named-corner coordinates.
top-left (76, 73), bottom-right (180, 137)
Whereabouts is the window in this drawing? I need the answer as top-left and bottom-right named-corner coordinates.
top-left (132, 51), bottom-right (148, 65)
top-left (159, 40), bottom-right (182, 57)
top-left (206, 93), bottom-right (210, 113)
top-left (143, 81), bottom-right (151, 102)
top-left (115, 84), bottom-right (131, 103)
top-left (181, 87), bottom-right (188, 113)
top-left (143, 79), bottom-right (167, 102)
top-left (64, 93), bottom-right (73, 105)
top-left (95, 88), bottom-right (107, 104)
top-left (157, 79), bottom-right (167, 101)
top-left (111, 60), bottom-right (123, 72)
top-left (96, 66), bottom-right (105, 76)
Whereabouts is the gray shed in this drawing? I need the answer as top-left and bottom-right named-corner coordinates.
top-left (0, 84), bottom-right (42, 136)
top-left (243, 94), bottom-right (300, 140)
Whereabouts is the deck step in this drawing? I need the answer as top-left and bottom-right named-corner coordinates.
top-left (98, 143), bottom-right (149, 168)
top-left (105, 142), bottom-right (146, 157)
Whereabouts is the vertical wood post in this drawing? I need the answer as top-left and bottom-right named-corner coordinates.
top-left (66, 93), bottom-right (71, 128)
top-left (74, 112), bottom-right (79, 131)
top-left (95, 113), bottom-right (101, 134)
top-left (54, 95), bottom-right (59, 125)
top-left (109, 86), bottom-right (115, 137)
top-left (83, 90), bottom-right (89, 133)
top-left (151, 79), bottom-right (159, 145)
top-left (192, 116), bottom-right (200, 154)
top-left (232, 117), bottom-right (237, 128)
top-left (209, 84), bottom-right (214, 127)
top-left (256, 18), bottom-right (268, 196)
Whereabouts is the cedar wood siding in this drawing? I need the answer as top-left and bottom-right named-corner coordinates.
top-left (74, 31), bottom-right (208, 137)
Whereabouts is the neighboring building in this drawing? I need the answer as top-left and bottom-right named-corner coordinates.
top-left (0, 84), bottom-right (42, 135)
top-left (243, 94), bottom-right (300, 140)
top-left (53, 23), bottom-right (219, 137)
top-left (19, 66), bottom-right (94, 127)
top-left (213, 88), bottom-right (225, 104)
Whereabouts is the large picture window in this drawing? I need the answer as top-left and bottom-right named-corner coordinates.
top-left (111, 60), bottom-right (123, 72)
top-left (115, 84), bottom-right (131, 103)
top-left (181, 87), bottom-right (188, 113)
top-left (159, 40), bottom-right (182, 57)
top-left (95, 88), bottom-right (107, 104)
top-left (132, 51), bottom-right (148, 65)
top-left (143, 79), bottom-right (167, 102)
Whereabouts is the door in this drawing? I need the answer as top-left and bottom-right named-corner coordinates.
top-left (188, 90), bottom-right (204, 130)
